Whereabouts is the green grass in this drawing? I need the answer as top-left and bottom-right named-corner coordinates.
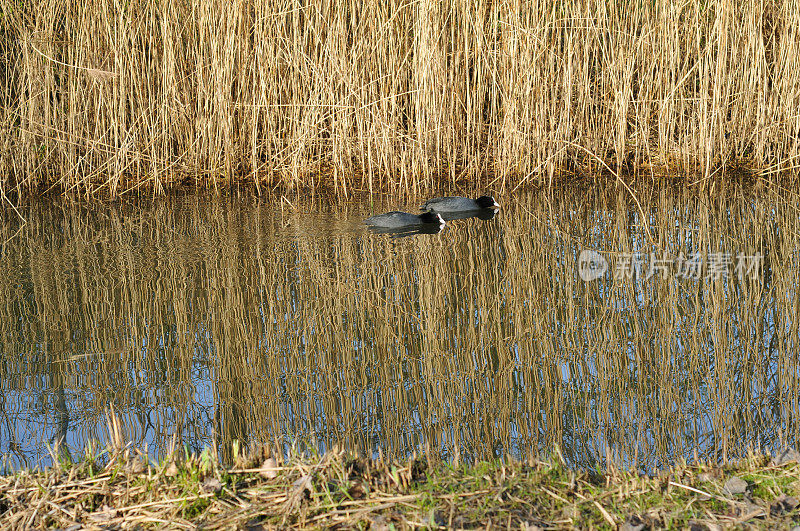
top-left (2, 441), bottom-right (800, 529)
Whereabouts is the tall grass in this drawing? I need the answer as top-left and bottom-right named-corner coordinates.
top-left (0, 187), bottom-right (797, 468)
top-left (1, 0), bottom-right (799, 197)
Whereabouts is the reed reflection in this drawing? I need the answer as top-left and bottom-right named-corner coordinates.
top-left (0, 187), bottom-right (796, 470)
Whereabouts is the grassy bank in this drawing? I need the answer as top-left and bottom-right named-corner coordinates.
top-left (2, 0), bottom-right (800, 198)
top-left (4, 441), bottom-right (800, 529)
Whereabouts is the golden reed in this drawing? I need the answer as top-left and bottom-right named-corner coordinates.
top-left (1, 0), bottom-right (799, 197)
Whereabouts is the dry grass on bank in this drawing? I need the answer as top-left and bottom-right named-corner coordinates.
top-left (4, 440), bottom-right (800, 529)
top-left (1, 0), bottom-right (800, 198)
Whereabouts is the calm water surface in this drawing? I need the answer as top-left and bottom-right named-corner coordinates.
top-left (0, 187), bottom-right (798, 470)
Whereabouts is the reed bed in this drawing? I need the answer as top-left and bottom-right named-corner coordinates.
top-left (0, 185), bottom-right (797, 471)
top-left (1, 0), bottom-right (800, 197)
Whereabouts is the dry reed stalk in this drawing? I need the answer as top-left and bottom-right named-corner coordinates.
top-left (1, 0), bottom-right (799, 197)
top-left (1, 439), bottom-right (800, 529)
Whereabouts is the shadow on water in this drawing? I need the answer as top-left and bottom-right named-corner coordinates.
top-left (0, 185), bottom-right (798, 471)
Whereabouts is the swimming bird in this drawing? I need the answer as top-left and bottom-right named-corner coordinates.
top-left (364, 210), bottom-right (445, 229)
top-left (441, 208), bottom-right (498, 221)
top-left (420, 195), bottom-right (500, 213)
top-left (366, 223), bottom-right (444, 237)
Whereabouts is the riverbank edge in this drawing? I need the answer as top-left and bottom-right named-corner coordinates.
top-left (2, 444), bottom-right (800, 529)
top-left (0, 168), bottom-right (781, 208)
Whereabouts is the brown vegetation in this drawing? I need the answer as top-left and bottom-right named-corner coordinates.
top-left (1, 1), bottom-right (800, 198)
top-left (3, 434), bottom-right (800, 529)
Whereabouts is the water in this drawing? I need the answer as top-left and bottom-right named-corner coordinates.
top-left (0, 187), bottom-right (797, 470)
